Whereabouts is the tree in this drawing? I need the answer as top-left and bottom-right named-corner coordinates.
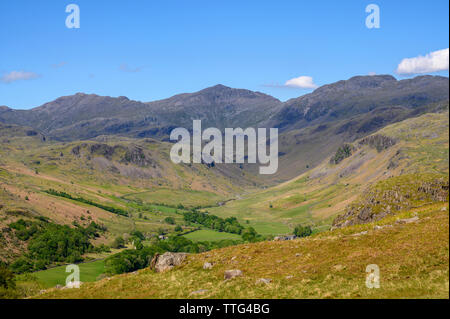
top-left (0, 266), bottom-right (15, 289)
top-left (293, 225), bottom-right (312, 238)
top-left (111, 236), bottom-right (125, 249)
top-left (131, 230), bottom-right (145, 241)
top-left (174, 225), bottom-right (183, 232)
top-left (134, 239), bottom-right (144, 250)
top-left (241, 227), bottom-right (260, 242)
top-left (164, 217), bottom-right (175, 225)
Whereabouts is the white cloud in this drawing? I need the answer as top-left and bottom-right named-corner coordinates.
top-left (284, 76), bottom-right (318, 89)
top-left (1, 71), bottom-right (40, 83)
top-left (396, 48), bottom-right (449, 74)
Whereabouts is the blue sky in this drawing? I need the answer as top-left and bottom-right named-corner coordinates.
top-left (0, 0), bottom-right (448, 109)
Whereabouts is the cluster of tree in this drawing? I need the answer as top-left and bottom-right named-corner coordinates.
top-left (45, 189), bottom-right (128, 217)
top-left (164, 217), bottom-right (175, 225)
top-left (104, 236), bottom-right (242, 275)
top-left (183, 211), bottom-right (244, 234)
top-left (330, 144), bottom-right (354, 165)
top-left (0, 265), bottom-right (18, 299)
top-left (293, 224), bottom-right (313, 238)
top-left (241, 227), bottom-right (265, 242)
top-left (104, 246), bottom-right (162, 275)
top-left (8, 219), bottom-right (107, 273)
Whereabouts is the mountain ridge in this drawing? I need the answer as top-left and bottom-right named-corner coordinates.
top-left (0, 75), bottom-right (448, 140)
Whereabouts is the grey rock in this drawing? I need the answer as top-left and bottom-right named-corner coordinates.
top-left (190, 289), bottom-right (209, 295)
top-left (203, 262), bottom-right (213, 270)
top-left (256, 278), bottom-right (272, 284)
top-left (153, 252), bottom-right (188, 273)
top-left (224, 269), bottom-right (243, 280)
top-left (396, 216), bottom-right (419, 224)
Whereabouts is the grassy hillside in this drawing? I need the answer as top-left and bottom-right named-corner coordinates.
top-left (36, 201), bottom-right (449, 299)
top-left (183, 229), bottom-right (242, 242)
top-left (0, 125), bottom-right (263, 264)
top-left (208, 111), bottom-right (449, 234)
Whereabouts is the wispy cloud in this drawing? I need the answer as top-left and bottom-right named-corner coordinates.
top-left (120, 63), bottom-right (143, 73)
top-left (263, 75), bottom-right (319, 89)
top-left (51, 61), bottom-right (67, 68)
top-left (1, 71), bottom-right (40, 83)
top-left (396, 48), bottom-right (449, 75)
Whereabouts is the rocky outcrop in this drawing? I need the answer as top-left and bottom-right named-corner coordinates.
top-left (332, 175), bottom-right (449, 229)
top-left (358, 134), bottom-right (396, 152)
top-left (121, 146), bottom-right (153, 167)
top-left (151, 252), bottom-right (188, 273)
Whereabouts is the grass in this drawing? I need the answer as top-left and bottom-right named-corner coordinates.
top-left (19, 260), bottom-right (105, 289)
top-left (183, 229), bottom-right (242, 241)
top-left (36, 202), bottom-right (449, 299)
top-left (123, 188), bottom-right (225, 208)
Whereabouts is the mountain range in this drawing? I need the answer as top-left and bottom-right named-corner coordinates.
top-left (1, 75), bottom-right (448, 181)
top-left (1, 75), bottom-right (447, 140)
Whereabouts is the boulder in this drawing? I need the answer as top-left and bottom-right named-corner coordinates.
top-left (203, 262), bottom-right (213, 270)
top-left (224, 269), bottom-right (243, 280)
top-left (256, 278), bottom-right (272, 284)
top-left (153, 252), bottom-right (188, 273)
top-left (396, 216), bottom-right (419, 224)
top-left (190, 289), bottom-right (209, 295)
top-left (65, 281), bottom-right (82, 289)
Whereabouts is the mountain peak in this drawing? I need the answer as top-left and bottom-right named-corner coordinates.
top-left (199, 84), bottom-right (233, 93)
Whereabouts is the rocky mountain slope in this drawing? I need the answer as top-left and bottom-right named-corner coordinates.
top-left (270, 75), bottom-right (449, 130)
top-left (2, 75), bottom-right (446, 182)
top-left (208, 109), bottom-right (449, 233)
top-left (0, 85), bottom-right (282, 141)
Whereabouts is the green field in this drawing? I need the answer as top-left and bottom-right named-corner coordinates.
top-left (123, 188), bottom-right (225, 208)
top-left (23, 260), bottom-right (105, 288)
top-left (182, 229), bottom-right (242, 241)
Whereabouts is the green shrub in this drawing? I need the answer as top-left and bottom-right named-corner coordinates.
top-left (293, 224), bottom-right (312, 238)
top-left (0, 266), bottom-right (15, 290)
top-left (8, 219), bottom-right (105, 273)
top-left (183, 211), bottom-right (244, 234)
top-left (164, 217), bottom-right (175, 225)
top-left (111, 236), bottom-right (125, 249)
